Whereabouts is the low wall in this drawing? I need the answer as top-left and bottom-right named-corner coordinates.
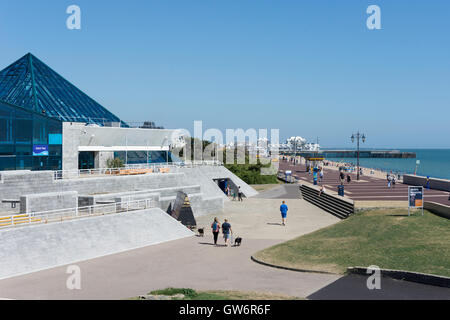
top-left (78, 185), bottom-right (201, 206)
top-left (0, 170), bottom-right (188, 210)
top-left (0, 166), bottom-right (255, 215)
top-left (188, 193), bottom-right (224, 217)
top-left (424, 201), bottom-right (450, 220)
top-left (0, 208), bottom-right (194, 280)
top-left (403, 174), bottom-right (450, 192)
top-left (20, 191), bottom-right (78, 214)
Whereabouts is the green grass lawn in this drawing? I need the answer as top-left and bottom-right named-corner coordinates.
top-left (250, 182), bottom-right (284, 192)
top-left (254, 208), bottom-right (450, 277)
top-left (135, 288), bottom-right (301, 300)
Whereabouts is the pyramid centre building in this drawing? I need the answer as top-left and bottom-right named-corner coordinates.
top-left (0, 53), bottom-right (182, 172)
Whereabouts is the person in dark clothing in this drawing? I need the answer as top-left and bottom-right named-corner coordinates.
top-left (346, 174), bottom-right (351, 183)
top-left (340, 171), bottom-right (345, 185)
top-left (238, 186), bottom-right (243, 202)
top-left (211, 217), bottom-right (221, 246)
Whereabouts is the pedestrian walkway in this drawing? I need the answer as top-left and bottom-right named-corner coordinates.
top-left (0, 197), bottom-right (340, 299)
top-left (280, 160), bottom-right (450, 206)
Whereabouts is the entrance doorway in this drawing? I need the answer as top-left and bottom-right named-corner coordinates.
top-left (78, 151), bottom-right (95, 169)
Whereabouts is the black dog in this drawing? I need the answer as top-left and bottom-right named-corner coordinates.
top-left (197, 228), bottom-right (204, 237)
top-left (234, 237), bottom-right (242, 246)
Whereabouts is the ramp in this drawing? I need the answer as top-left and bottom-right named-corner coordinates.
top-left (0, 208), bottom-right (194, 280)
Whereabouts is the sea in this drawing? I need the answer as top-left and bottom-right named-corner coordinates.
top-left (324, 149), bottom-right (450, 180)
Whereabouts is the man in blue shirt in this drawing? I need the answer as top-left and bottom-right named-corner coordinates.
top-left (221, 219), bottom-right (233, 246)
top-left (280, 201), bottom-right (288, 226)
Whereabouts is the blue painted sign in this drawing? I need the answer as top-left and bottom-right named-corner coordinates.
top-left (33, 144), bottom-right (49, 156)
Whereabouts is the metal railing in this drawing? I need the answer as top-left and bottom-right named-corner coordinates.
top-left (0, 198), bottom-right (157, 229)
top-left (53, 160), bottom-right (223, 179)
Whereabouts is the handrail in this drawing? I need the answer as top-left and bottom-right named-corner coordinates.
top-left (0, 198), bottom-right (157, 229)
top-left (52, 160), bottom-right (223, 179)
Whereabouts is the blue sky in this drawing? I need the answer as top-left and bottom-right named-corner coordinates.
top-left (0, 0), bottom-right (449, 148)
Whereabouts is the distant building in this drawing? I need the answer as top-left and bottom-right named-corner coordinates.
top-left (282, 136), bottom-right (320, 152)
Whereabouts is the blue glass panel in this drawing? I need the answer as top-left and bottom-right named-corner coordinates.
top-left (49, 133), bottom-right (62, 145)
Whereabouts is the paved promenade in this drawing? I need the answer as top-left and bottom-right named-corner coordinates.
top-left (0, 181), bottom-right (448, 299)
top-left (280, 160), bottom-right (450, 206)
top-left (0, 197), bottom-right (340, 299)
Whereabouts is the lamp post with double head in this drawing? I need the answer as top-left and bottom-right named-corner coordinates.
top-left (351, 132), bottom-right (366, 181)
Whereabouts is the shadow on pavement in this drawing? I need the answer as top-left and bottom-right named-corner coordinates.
top-left (307, 274), bottom-right (450, 300)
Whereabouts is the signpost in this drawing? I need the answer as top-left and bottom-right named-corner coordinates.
top-left (408, 186), bottom-right (424, 216)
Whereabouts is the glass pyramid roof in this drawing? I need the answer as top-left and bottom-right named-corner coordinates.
top-left (0, 53), bottom-right (125, 126)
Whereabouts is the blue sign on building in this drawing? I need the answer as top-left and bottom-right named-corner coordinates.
top-left (33, 144), bottom-right (49, 156)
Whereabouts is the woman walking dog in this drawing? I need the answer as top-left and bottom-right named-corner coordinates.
top-left (211, 217), bottom-right (221, 246)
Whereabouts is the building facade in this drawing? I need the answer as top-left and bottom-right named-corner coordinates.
top-left (0, 53), bottom-right (180, 172)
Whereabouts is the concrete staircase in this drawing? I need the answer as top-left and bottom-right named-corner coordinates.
top-left (299, 184), bottom-right (354, 219)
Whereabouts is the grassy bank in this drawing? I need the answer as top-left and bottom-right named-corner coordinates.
top-left (136, 288), bottom-right (301, 300)
top-left (225, 163), bottom-right (278, 184)
top-left (250, 182), bottom-right (284, 192)
top-left (254, 208), bottom-right (450, 277)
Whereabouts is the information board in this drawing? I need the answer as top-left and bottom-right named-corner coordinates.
top-left (408, 186), bottom-right (424, 216)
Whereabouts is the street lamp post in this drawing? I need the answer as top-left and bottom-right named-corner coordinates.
top-left (351, 132), bottom-right (366, 181)
top-left (294, 139), bottom-right (297, 163)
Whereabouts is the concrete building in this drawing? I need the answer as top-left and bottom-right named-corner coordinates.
top-left (0, 54), bottom-right (258, 280)
top-left (0, 53), bottom-right (183, 172)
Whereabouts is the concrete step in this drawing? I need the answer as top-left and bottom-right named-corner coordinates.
top-left (300, 184), bottom-right (354, 219)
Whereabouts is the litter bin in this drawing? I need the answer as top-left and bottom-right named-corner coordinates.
top-left (338, 185), bottom-right (344, 196)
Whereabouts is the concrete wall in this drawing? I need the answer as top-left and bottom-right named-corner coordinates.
top-left (0, 208), bottom-right (194, 280)
top-left (179, 166), bottom-right (258, 198)
top-left (20, 191), bottom-right (78, 214)
top-left (62, 122), bottom-right (180, 172)
top-left (424, 201), bottom-right (450, 220)
top-left (0, 171), bottom-right (187, 203)
top-left (78, 185), bottom-right (201, 206)
top-left (0, 166), bottom-right (256, 216)
top-left (403, 174), bottom-right (450, 192)
top-left (95, 151), bottom-right (114, 169)
top-left (188, 193), bottom-right (224, 217)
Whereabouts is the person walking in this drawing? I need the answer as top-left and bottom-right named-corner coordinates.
top-left (238, 186), bottom-right (243, 202)
top-left (318, 185), bottom-right (326, 197)
top-left (222, 219), bottom-right (232, 247)
top-left (280, 201), bottom-right (288, 226)
top-left (339, 171), bottom-right (345, 185)
top-left (211, 217), bottom-right (221, 246)
top-left (319, 168), bottom-right (324, 183)
top-left (346, 174), bottom-right (351, 184)
top-left (387, 174), bottom-right (392, 188)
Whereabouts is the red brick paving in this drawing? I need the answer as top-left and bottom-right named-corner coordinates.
top-left (280, 160), bottom-right (450, 206)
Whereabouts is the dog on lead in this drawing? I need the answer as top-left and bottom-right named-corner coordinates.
top-left (234, 237), bottom-right (242, 246)
top-left (197, 228), bottom-right (204, 237)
